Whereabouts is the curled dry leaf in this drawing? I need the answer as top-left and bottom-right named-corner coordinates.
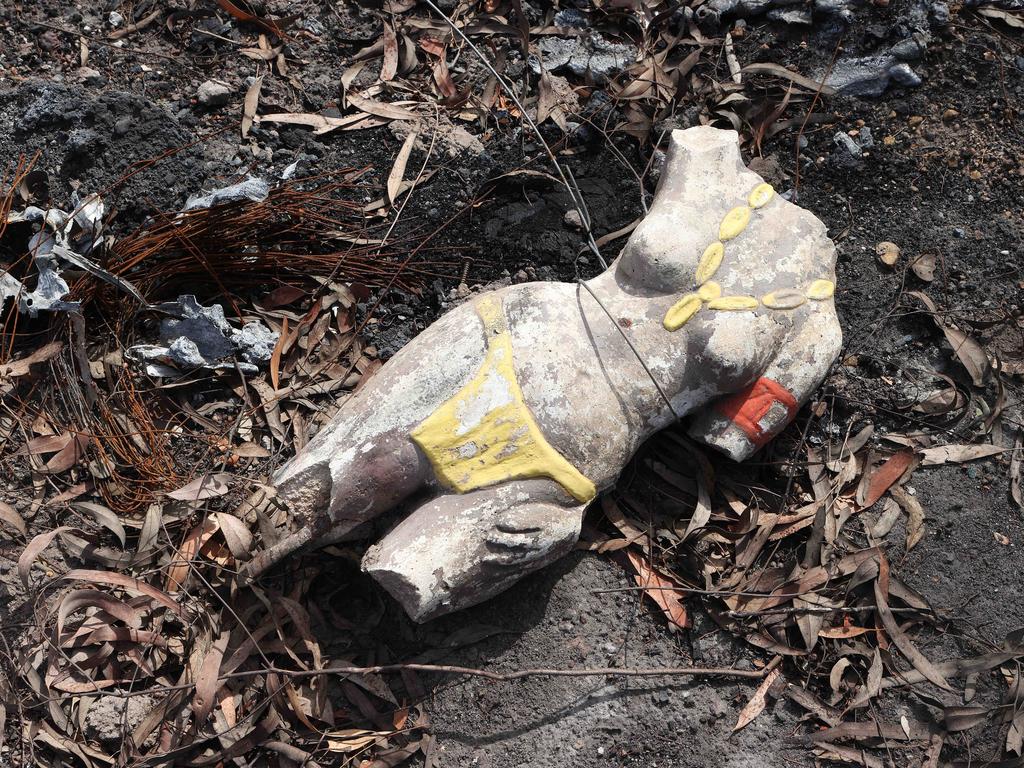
top-left (18, 526), bottom-right (79, 586)
top-left (0, 500), bottom-right (26, 537)
top-left (70, 501), bottom-right (126, 546)
top-left (889, 485), bottom-right (925, 550)
top-left (909, 291), bottom-right (990, 387)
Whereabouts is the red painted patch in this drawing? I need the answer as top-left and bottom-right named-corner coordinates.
top-left (715, 377), bottom-right (798, 448)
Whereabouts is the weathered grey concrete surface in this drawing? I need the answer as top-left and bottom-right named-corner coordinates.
top-left (258, 126), bottom-right (843, 621)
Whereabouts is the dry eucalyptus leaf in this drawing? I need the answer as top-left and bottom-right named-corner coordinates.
top-left (734, 667), bottom-right (782, 731)
top-left (919, 443), bottom-right (1003, 465)
top-left (875, 241), bottom-right (901, 266)
top-left (167, 473), bottom-right (232, 502)
top-left (241, 74), bottom-right (263, 139)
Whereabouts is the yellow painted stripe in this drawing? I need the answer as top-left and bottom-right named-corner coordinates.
top-left (719, 206), bottom-right (751, 241)
top-left (761, 289), bottom-right (807, 310)
top-left (663, 294), bottom-right (702, 331)
top-left (806, 279), bottom-right (836, 300)
top-left (748, 183), bottom-right (775, 209)
top-left (695, 241), bottom-right (724, 285)
top-left (697, 280), bottom-right (722, 302)
top-left (708, 295), bottom-right (759, 311)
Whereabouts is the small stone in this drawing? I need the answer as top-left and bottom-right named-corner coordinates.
top-left (768, 7), bottom-right (812, 23)
top-left (108, 10), bottom-right (124, 27)
top-left (75, 67), bottom-right (105, 86)
top-left (833, 131), bottom-right (862, 160)
top-left (563, 209), bottom-right (584, 230)
top-left (942, 108), bottom-right (960, 121)
top-left (891, 35), bottom-right (927, 61)
top-left (889, 63), bottom-right (922, 87)
top-left (196, 80), bottom-right (232, 108)
top-left (858, 127), bottom-right (875, 148)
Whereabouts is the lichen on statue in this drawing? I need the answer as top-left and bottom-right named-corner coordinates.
top-left (243, 126), bottom-right (843, 623)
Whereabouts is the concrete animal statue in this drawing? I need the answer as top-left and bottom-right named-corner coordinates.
top-left (242, 126), bottom-right (843, 621)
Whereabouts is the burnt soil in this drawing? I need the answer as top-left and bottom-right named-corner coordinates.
top-left (1, 0), bottom-right (1023, 766)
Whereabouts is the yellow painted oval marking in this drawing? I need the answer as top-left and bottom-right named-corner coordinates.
top-left (708, 295), bottom-right (759, 311)
top-left (719, 206), bottom-right (752, 241)
top-left (411, 295), bottom-right (596, 503)
top-left (697, 281), bottom-right (722, 302)
top-left (806, 279), bottom-right (836, 300)
top-left (695, 242), bottom-right (724, 285)
top-left (663, 294), bottom-right (702, 331)
top-left (761, 289), bottom-right (807, 310)
top-left (748, 183), bottom-right (775, 209)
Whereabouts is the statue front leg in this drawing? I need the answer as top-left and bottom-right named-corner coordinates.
top-left (362, 480), bottom-right (586, 622)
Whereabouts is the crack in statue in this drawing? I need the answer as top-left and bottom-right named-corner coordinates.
top-left (241, 127), bottom-right (843, 621)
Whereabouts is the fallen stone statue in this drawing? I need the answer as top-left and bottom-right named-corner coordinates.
top-left (242, 126), bottom-right (843, 621)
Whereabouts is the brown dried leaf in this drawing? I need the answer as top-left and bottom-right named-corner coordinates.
top-left (741, 62), bottom-right (837, 94)
top-left (45, 433), bottom-right (90, 473)
top-left (193, 630), bottom-right (230, 724)
top-left (943, 706), bottom-right (990, 731)
top-left (889, 485), bottom-right (925, 550)
top-left (919, 443), bottom-right (1003, 465)
top-left (874, 576), bottom-right (951, 690)
top-left (259, 111), bottom-right (368, 135)
top-left (625, 550), bottom-right (689, 630)
top-left (0, 500), bottom-right (26, 538)
top-left (56, 589), bottom-right (142, 637)
top-left (216, 0), bottom-right (293, 38)
top-left (848, 648), bottom-right (883, 708)
top-left (270, 316), bottom-right (287, 391)
top-left (828, 658), bottom-right (851, 704)
top-left (347, 93), bottom-right (419, 121)
top-left (910, 291), bottom-right (990, 386)
top-left (387, 127), bottom-right (419, 207)
top-left (734, 667), bottom-right (781, 731)
top-left (63, 568), bottom-right (186, 617)
top-left (71, 501), bottom-right (126, 546)
top-left (214, 512), bottom-right (253, 561)
top-left (167, 472), bottom-right (232, 501)
top-left (978, 6), bottom-right (1024, 27)
top-left (1011, 432), bottom-right (1022, 509)
top-left (861, 450), bottom-right (915, 508)
top-left (0, 340), bottom-right (63, 377)
top-left (381, 22), bottom-right (399, 82)
top-left (326, 729), bottom-right (389, 753)
top-left (18, 526), bottom-right (78, 586)
top-left (241, 74), bottom-right (263, 139)
top-left (233, 442), bottom-right (271, 458)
